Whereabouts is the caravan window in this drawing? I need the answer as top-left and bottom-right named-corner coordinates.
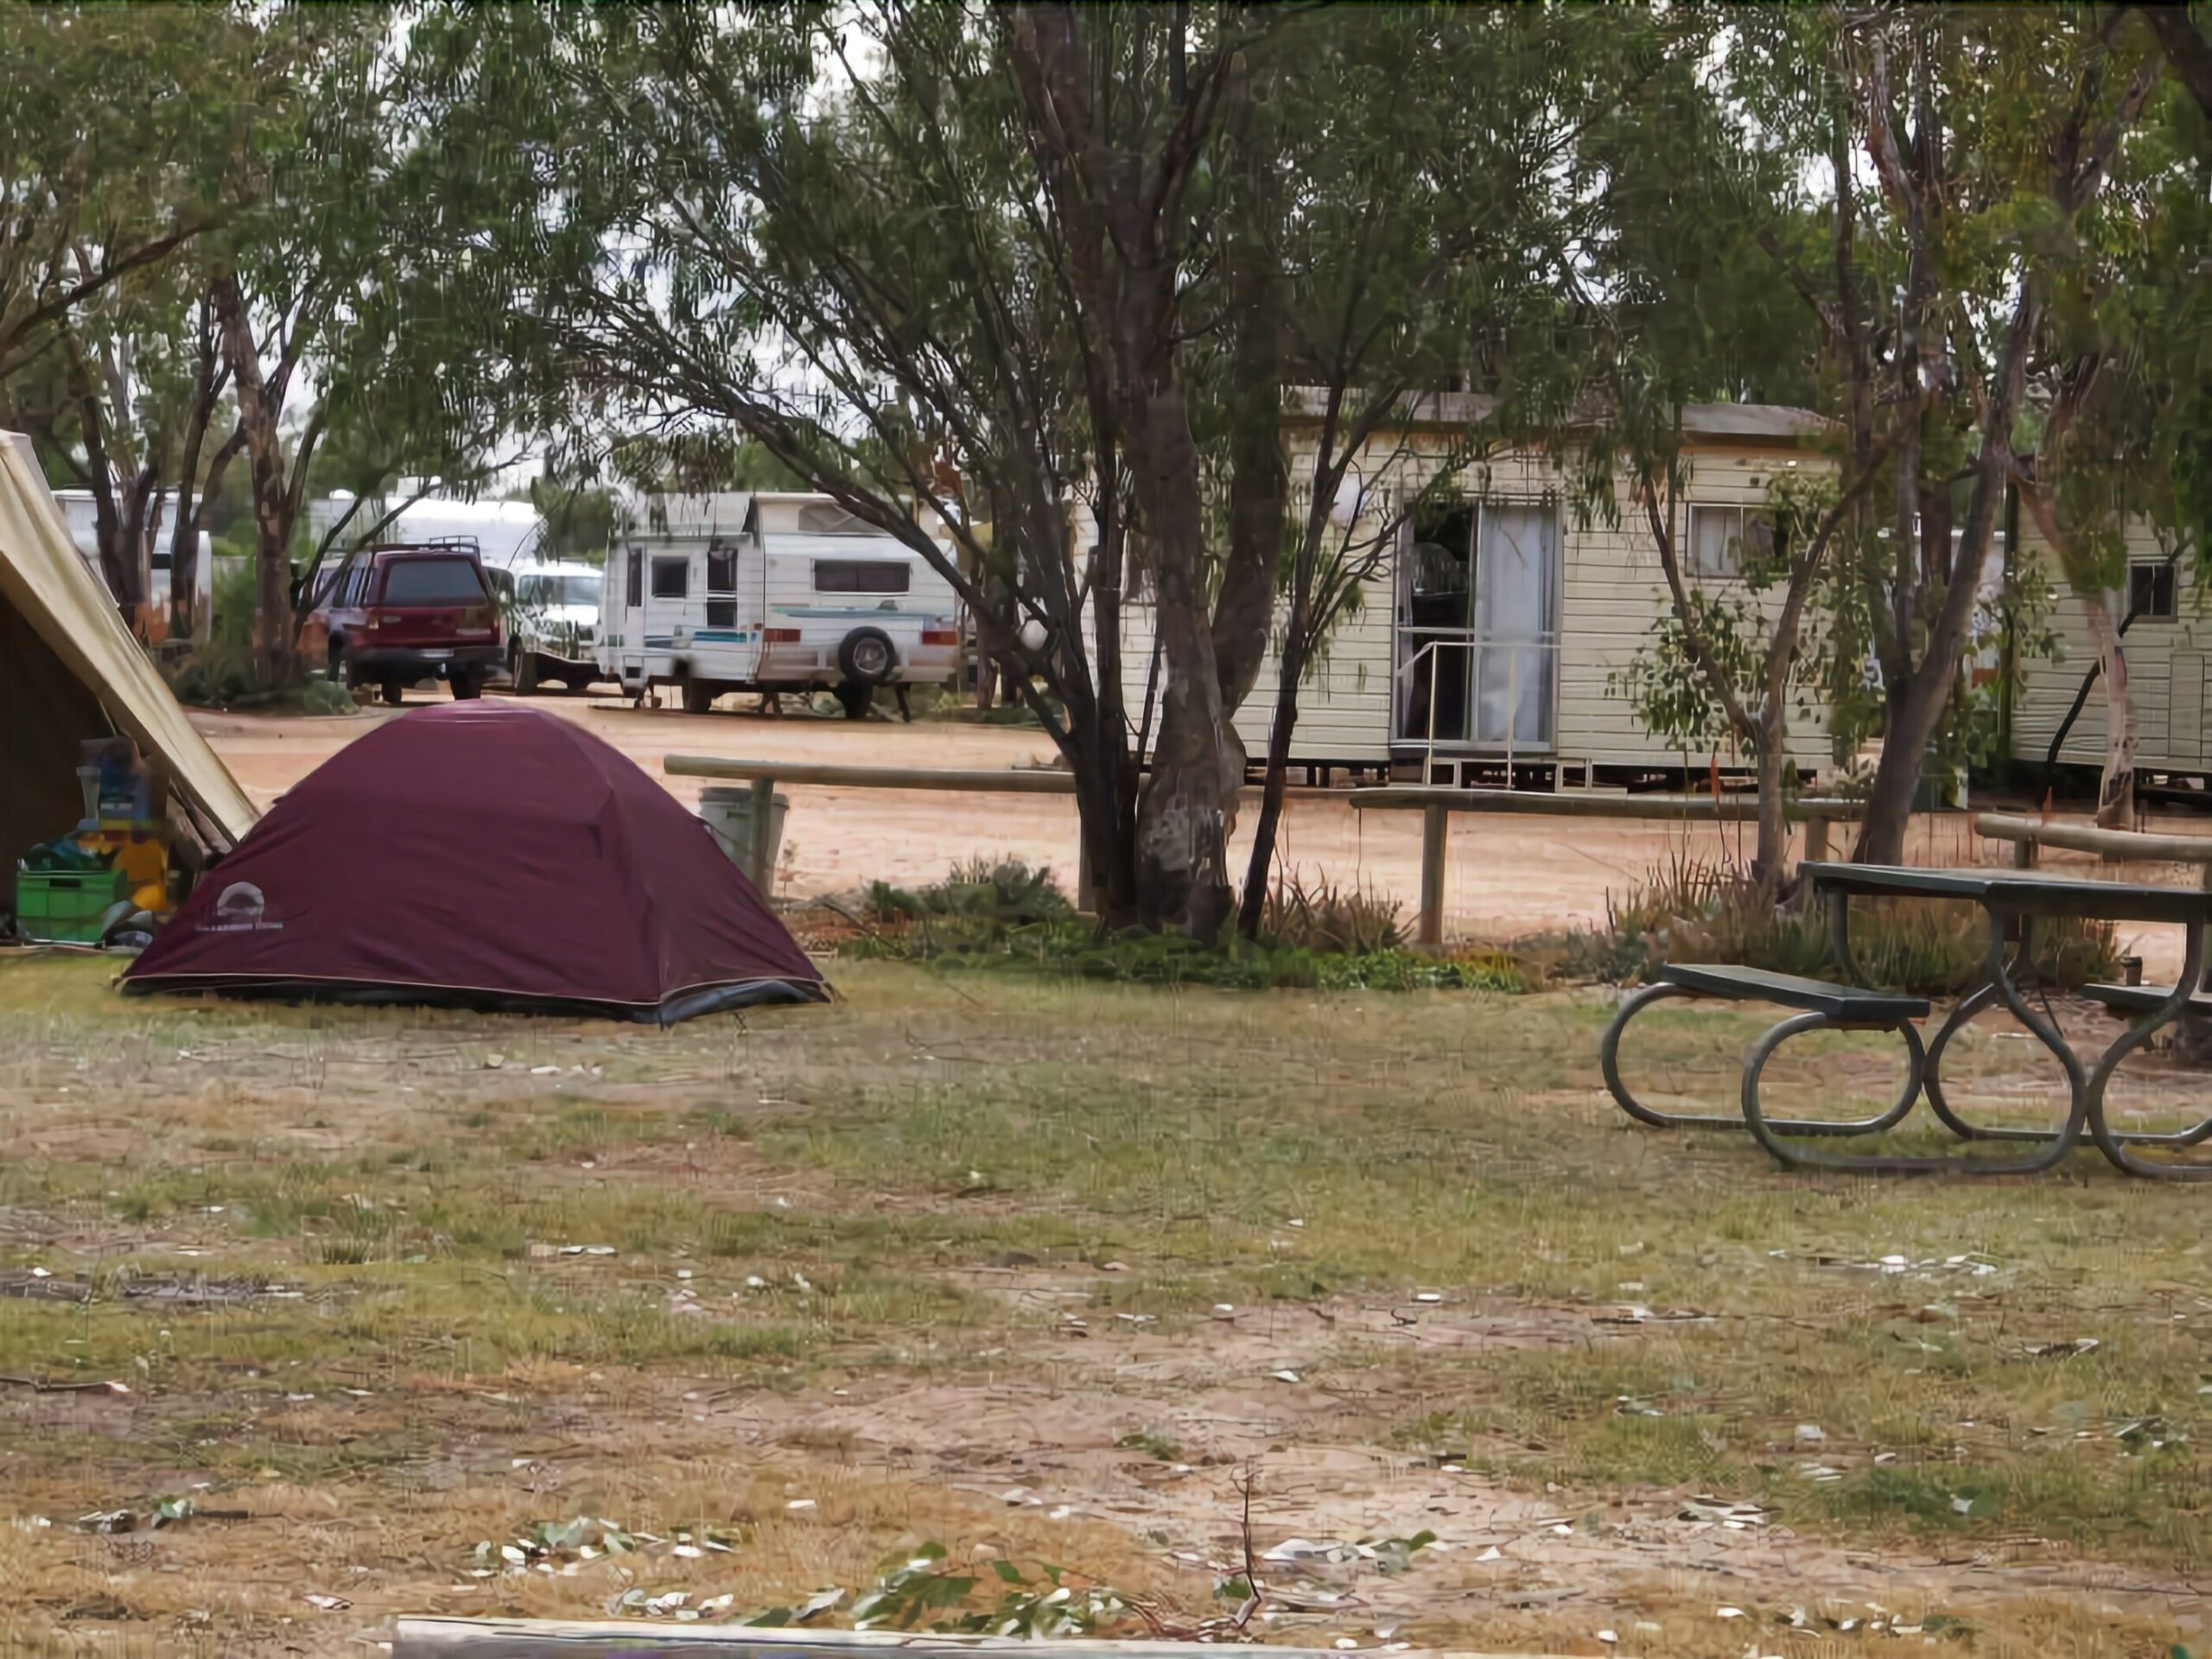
top-left (815, 559), bottom-right (910, 594)
top-left (651, 556), bottom-right (687, 600)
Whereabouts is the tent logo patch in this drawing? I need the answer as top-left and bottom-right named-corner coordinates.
top-left (207, 881), bottom-right (283, 931)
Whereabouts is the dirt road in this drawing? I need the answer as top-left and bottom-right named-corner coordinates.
top-left (195, 690), bottom-right (2202, 971)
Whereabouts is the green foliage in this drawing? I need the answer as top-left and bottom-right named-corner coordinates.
top-left (846, 911), bottom-right (1522, 995)
top-left (1257, 871), bottom-right (1406, 955)
top-left (1573, 855), bottom-right (2118, 995)
top-left (867, 859), bottom-right (1073, 928)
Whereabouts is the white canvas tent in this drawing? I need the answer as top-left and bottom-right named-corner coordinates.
top-left (0, 434), bottom-right (257, 906)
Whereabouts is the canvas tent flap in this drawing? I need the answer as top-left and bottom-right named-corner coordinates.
top-left (0, 433), bottom-right (256, 849)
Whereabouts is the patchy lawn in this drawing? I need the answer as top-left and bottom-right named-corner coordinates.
top-left (0, 954), bottom-right (2205, 1656)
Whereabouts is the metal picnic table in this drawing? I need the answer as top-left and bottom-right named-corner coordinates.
top-left (1604, 858), bottom-right (2212, 1179)
top-left (1790, 861), bottom-right (2212, 1179)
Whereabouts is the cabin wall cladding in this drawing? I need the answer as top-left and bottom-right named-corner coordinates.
top-left (1116, 427), bottom-right (1840, 774)
top-left (2011, 514), bottom-right (2205, 776)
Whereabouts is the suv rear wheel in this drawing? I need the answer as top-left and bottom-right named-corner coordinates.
top-left (512, 645), bottom-right (540, 696)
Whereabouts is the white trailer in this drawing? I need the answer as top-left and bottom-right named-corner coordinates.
top-left (52, 488), bottom-right (214, 644)
top-left (596, 493), bottom-right (962, 715)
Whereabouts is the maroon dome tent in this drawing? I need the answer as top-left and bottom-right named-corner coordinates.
top-left (123, 702), bottom-right (826, 1022)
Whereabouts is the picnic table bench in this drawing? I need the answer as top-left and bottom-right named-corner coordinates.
top-left (1603, 818), bottom-right (2212, 1180)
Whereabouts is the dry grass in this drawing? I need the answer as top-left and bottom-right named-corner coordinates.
top-left (0, 954), bottom-right (2206, 1656)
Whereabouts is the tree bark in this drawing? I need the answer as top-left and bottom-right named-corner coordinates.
top-left (1753, 712), bottom-right (1789, 889)
top-left (1126, 378), bottom-right (1236, 939)
top-left (2081, 587), bottom-right (2136, 828)
top-left (210, 269), bottom-right (296, 688)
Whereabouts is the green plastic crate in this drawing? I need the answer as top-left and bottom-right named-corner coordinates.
top-left (15, 865), bottom-right (129, 944)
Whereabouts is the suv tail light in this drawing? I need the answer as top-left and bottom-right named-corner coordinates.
top-left (921, 628), bottom-right (957, 645)
top-left (763, 627), bottom-right (801, 643)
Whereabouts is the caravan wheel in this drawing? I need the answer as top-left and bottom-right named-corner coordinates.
top-left (682, 677), bottom-right (716, 715)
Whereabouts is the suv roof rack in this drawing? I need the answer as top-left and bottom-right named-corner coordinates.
top-left (369, 536), bottom-right (482, 555)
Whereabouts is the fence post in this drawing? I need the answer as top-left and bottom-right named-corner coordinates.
top-left (748, 777), bottom-right (775, 893)
top-left (1802, 810), bottom-right (1831, 868)
top-left (1419, 803), bottom-right (1448, 947)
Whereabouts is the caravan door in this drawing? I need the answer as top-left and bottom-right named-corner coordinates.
top-left (607, 544), bottom-right (649, 685)
top-left (643, 546), bottom-right (693, 655)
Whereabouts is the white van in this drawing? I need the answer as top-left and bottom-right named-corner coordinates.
top-left (597, 493), bottom-right (962, 715)
top-left (488, 560), bottom-right (609, 693)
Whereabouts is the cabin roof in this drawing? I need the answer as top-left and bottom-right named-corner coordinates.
top-left (1281, 389), bottom-right (1834, 447)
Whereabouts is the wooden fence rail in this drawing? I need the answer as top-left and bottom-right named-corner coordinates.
top-left (1348, 789), bottom-right (1866, 946)
top-left (664, 756), bottom-right (1869, 944)
top-left (1974, 810), bottom-right (2212, 874)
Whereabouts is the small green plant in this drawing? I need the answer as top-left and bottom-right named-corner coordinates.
top-left (300, 675), bottom-right (356, 715)
top-left (1258, 870), bottom-right (1405, 954)
top-left (868, 857), bottom-right (1072, 925)
top-left (1116, 1430), bottom-right (1185, 1463)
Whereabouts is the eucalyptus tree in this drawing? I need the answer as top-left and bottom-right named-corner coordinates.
top-left (1619, 5), bottom-right (2164, 866)
top-left (413, 3), bottom-right (1579, 934)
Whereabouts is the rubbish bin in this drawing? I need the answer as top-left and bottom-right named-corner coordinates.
top-left (698, 785), bottom-right (788, 893)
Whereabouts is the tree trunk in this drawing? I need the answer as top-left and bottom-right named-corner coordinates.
top-left (2081, 587), bottom-right (2135, 828)
top-left (210, 270), bottom-right (296, 688)
top-left (1236, 573), bottom-right (1312, 942)
top-left (1752, 717), bottom-right (1789, 892)
top-left (1125, 382), bottom-right (1236, 941)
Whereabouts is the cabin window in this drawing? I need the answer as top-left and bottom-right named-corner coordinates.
top-left (815, 559), bottom-right (911, 594)
top-left (626, 548), bottom-right (643, 609)
top-left (1686, 505), bottom-right (1775, 579)
top-left (650, 556), bottom-right (689, 601)
top-left (706, 543), bottom-right (739, 629)
top-left (2130, 562), bottom-right (2176, 621)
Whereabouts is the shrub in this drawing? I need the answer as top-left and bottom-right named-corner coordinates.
top-left (1565, 855), bottom-right (2117, 995)
top-left (867, 857), bottom-right (1071, 926)
top-left (1258, 870), bottom-right (1405, 954)
top-left (300, 676), bottom-right (356, 716)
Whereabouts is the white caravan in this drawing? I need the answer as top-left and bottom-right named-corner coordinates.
top-left (596, 493), bottom-right (962, 715)
top-left (52, 488), bottom-right (214, 643)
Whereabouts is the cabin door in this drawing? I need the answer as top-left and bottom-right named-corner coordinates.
top-left (1469, 503), bottom-right (1559, 749)
top-left (1394, 500), bottom-right (1559, 753)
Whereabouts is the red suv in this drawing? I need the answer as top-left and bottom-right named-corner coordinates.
top-left (322, 544), bottom-right (505, 703)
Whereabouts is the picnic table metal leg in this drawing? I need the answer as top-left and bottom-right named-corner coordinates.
top-left (1602, 982), bottom-right (1921, 1135)
top-left (1746, 908), bottom-right (2088, 1174)
top-left (1920, 917), bottom-right (2079, 1144)
top-left (2086, 918), bottom-right (2212, 1179)
top-left (1418, 804), bottom-right (1446, 948)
